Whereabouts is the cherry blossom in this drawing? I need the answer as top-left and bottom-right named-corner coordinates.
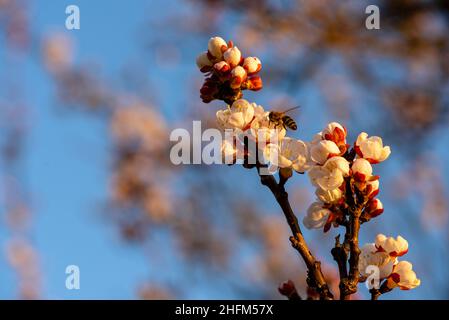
top-left (198, 37), bottom-right (263, 103)
top-left (355, 132), bottom-right (391, 164)
top-left (216, 99), bottom-right (254, 131)
top-left (310, 140), bottom-right (341, 165)
top-left (315, 187), bottom-right (343, 204)
top-left (375, 234), bottom-right (409, 257)
top-left (196, 36), bottom-right (418, 300)
top-left (249, 104), bottom-right (286, 143)
top-left (303, 202), bottom-right (332, 230)
top-left (308, 156), bottom-right (350, 191)
top-left (264, 138), bottom-right (310, 173)
top-left (359, 243), bottom-right (397, 279)
top-left (387, 261), bottom-right (421, 290)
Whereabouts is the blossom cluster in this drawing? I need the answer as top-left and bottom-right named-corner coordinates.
top-left (196, 35), bottom-right (420, 297)
top-left (303, 124), bottom-right (391, 231)
top-left (359, 234), bottom-right (420, 290)
top-left (216, 98), bottom-right (310, 175)
top-left (196, 37), bottom-right (263, 104)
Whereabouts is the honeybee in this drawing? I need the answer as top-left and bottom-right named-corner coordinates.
top-left (268, 106), bottom-right (301, 131)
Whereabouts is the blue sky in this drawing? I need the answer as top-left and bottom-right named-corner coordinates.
top-left (0, 0), bottom-right (159, 299)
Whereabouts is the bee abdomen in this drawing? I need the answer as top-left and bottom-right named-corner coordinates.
top-left (283, 116), bottom-right (297, 130)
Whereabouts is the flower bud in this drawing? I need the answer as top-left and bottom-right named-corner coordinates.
top-left (214, 61), bottom-right (231, 73)
top-left (365, 198), bottom-right (384, 217)
top-left (375, 234), bottom-right (408, 257)
top-left (355, 132), bottom-right (391, 164)
top-left (243, 56), bottom-right (261, 74)
top-left (310, 140), bottom-right (341, 165)
top-left (230, 66), bottom-right (247, 89)
top-left (208, 36), bottom-right (227, 60)
top-left (351, 158), bottom-right (373, 182)
top-left (278, 280), bottom-right (297, 299)
top-left (223, 46), bottom-right (242, 67)
top-left (196, 51), bottom-right (213, 72)
top-left (366, 179), bottom-right (380, 199)
top-left (323, 122), bottom-right (347, 142)
top-left (246, 75), bottom-right (263, 91)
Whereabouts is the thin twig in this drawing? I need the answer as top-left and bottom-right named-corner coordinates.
top-left (258, 172), bottom-right (333, 300)
top-left (370, 288), bottom-right (381, 300)
top-left (331, 234), bottom-right (349, 299)
top-left (370, 282), bottom-right (393, 300)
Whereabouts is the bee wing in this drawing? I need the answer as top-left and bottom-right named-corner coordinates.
top-left (282, 106), bottom-right (301, 114)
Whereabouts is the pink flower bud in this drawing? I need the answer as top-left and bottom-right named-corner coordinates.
top-left (351, 158), bottom-right (373, 182)
top-left (366, 198), bottom-right (383, 217)
top-left (230, 66), bottom-right (247, 89)
top-left (223, 46), bottom-right (242, 67)
top-left (278, 280), bottom-right (297, 298)
top-left (323, 122), bottom-right (347, 143)
top-left (366, 179), bottom-right (379, 199)
top-left (208, 36), bottom-right (228, 60)
top-left (196, 51), bottom-right (213, 72)
top-left (214, 61), bottom-right (230, 73)
top-left (246, 75), bottom-right (263, 91)
top-left (243, 57), bottom-right (261, 74)
top-left (322, 122), bottom-right (348, 153)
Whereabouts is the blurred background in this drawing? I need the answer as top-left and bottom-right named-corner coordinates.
top-left (0, 0), bottom-right (448, 299)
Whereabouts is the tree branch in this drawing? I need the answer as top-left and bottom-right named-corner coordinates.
top-left (346, 209), bottom-right (362, 297)
top-left (370, 288), bottom-right (381, 300)
top-left (259, 172), bottom-right (333, 300)
top-left (338, 178), bottom-right (363, 300)
top-left (370, 282), bottom-right (393, 300)
top-left (331, 234), bottom-right (349, 299)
